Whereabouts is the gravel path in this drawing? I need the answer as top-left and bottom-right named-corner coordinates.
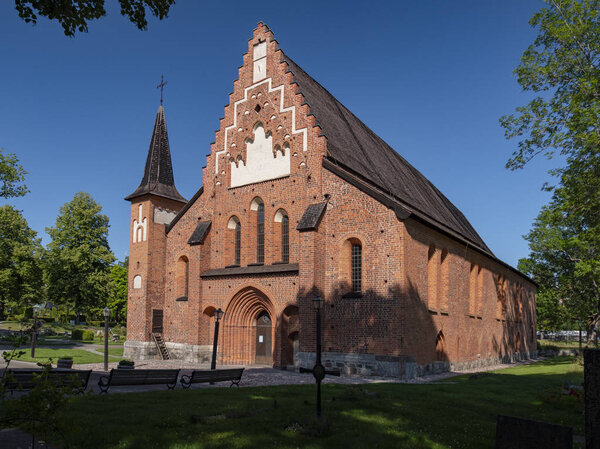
top-left (2, 356), bottom-right (541, 393)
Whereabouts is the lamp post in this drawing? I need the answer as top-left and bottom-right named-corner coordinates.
top-left (313, 296), bottom-right (324, 417)
top-left (211, 308), bottom-right (224, 371)
top-left (103, 307), bottom-right (110, 372)
top-left (30, 305), bottom-right (41, 358)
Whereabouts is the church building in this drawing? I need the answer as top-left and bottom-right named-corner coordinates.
top-left (123, 24), bottom-right (537, 378)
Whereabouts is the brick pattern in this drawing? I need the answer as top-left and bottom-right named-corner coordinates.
top-left (125, 24), bottom-right (537, 373)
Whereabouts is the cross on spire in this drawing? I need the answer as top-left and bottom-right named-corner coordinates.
top-left (157, 75), bottom-right (168, 106)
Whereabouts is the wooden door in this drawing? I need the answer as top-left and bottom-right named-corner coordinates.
top-left (255, 313), bottom-right (272, 365)
top-left (152, 309), bottom-right (163, 333)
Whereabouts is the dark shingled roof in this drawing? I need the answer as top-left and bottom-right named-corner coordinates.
top-left (125, 105), bottom-right (186, 203)
top-left (297, 203), bottom-right (327, 232)
top-left (187, 221), bottom-right (211, 246)
top-left (280, 53), bottom-right (492, 256)
top-left (201, 263), bottom-right (299, 278)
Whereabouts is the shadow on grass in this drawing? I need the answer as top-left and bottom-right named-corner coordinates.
top-left (40, 358), bottom-right (583, 449)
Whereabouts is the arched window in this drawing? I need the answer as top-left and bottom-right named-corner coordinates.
top-left (251, 197), bottom-right (265, 264)
top-left (133, 275), bottom-right (142, 289)
top-left (351, 242), bottom-right (362, 292)
top-left (274, 209), bottom-right (289, 263)
top-left (281, 214), bottom-right (289, 263)
top-left (227, 216), bottom-right (241, 266)
top-left (235, 220), bottom-right (241, 266)
top-left (257, 202), bottom-right (264, 263)
top-left (176, 256), bottom-right (189, 300)
top-left (439, 248), bottom-right (449, 313)
top-left (427, 245), bottom-right (438, 311)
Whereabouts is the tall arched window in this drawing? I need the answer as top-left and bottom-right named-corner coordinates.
top-left (427, 245), bottom-right (438, 311)
top-left (281, 214), bottom-right (289, 263)
top-left (235, 220), bottom-right (241, 266)
top-left (439, 248), bottom-right (449, 313)
top-left (227, 216), bottom-right (241, 266)
top-left (351, 242), bottom-right (362, 292)
top-left (275, 209), bottom-right (289, 264)
top-left (176, 256), bottom-right (189, 300)
top-left (257, 202), bottom-right (265, 264)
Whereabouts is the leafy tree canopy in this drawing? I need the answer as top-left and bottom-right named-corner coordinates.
top-left (0, 205), bottom-right (43, 318)
top-left (15, 0), bottom-right (176, 37)
top-left (45, 192), bottom-right (115, 318)
top-left (108, 262), bottom-right (128, 324)
top-left (504, 0), bottom-right (600, 340)
top-left (0, 148), bottom-right (28, 199)
top-left (500, 0), bottom-right (600, 176)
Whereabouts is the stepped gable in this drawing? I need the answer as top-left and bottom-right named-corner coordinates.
top-left (125, 105), bottom-right (186, 203)
top-left (279, 52), bottom-right (492, 255)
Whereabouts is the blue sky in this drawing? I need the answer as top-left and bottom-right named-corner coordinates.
top-left (0, 0), bottom-right (561, 268)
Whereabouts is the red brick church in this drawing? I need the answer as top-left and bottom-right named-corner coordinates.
top-left (123, 24), bottom-right (537, 378)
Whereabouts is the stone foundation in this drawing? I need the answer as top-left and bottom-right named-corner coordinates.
top-left (123, 340), bottom-right (213, 363)
top-left (296, 351), bottom-right (538, 380)
top-left (123, 341), bottom-right (537, 379)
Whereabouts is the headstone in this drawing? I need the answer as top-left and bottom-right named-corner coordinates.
top-left (495, 415), bottom-right (572, 449)
top-left (584, 349), bottom-right (600, 449)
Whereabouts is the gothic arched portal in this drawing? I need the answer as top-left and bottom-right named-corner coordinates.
top-left (221, 287), bottom-right (275, 366)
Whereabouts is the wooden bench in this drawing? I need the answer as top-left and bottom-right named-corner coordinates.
top-left (2, 369), bottom-right (92, 394)
top-left (98, 368), bottom-right (180, 393)
top-left (180, 368), bottom-right (244, 389)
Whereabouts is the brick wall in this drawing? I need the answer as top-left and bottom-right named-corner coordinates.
top-left (125, 23), bottom-right (537, 374)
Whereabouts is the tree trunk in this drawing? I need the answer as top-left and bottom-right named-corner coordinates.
top-left (587, 312), bottom-right (600, 346)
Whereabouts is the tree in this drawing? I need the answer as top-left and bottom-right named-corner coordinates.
top-left (45, 192), bottom-right (115, 322)
top-left (502, 0), bottom-right (600, 341)
top-left (108, 262), bottom-right (128, 324)
top-left (15, 0), bottom-right (176, 37)
top-left (0, 206), bottom-right (43, 320)
top-left (0, 148), bottom-right (28, 198)
top-left (500, 0), bottom-right (600, 175)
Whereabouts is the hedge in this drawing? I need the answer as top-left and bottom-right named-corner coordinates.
top-left (71, 329), bottom-right (95, 341)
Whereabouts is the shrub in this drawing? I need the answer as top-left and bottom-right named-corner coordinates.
top-left (71, 329), bottom-right (94, 341)
top-left (82, 330), bottom-right (94, 340)
top-left (118, 359), bottom-right (134, 366)
top-left (88, 321), bottom-right (103, 327)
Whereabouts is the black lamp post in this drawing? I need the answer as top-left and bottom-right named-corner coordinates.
top-left (103, 307), bottom-right (110, 372)
top-left (211, 308), bottom-right (224, 371)
top-left (30, 305), bottom-right (40, 358)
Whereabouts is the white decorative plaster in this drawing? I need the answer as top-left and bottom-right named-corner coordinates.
top-left (274, 209), bottom-right (287, 222)
top-left (215, 78), bottom-right (308, 173)
top-left (253, 41), bottom-right (267, 59)
top-left (133, 275), bottom-right (142, 289)
top-left (230, 126), bottom-right (290, 188)
top-left (253, 42), bottom-right (267, 83)
top-left (250, 197), bottom-right (264, 211)
top-left (132, 204), bottom-right (147, 243)
top-left (227, 216), bottom-right (240, 229)
top-left (153, 207), bottom-right (177, 225)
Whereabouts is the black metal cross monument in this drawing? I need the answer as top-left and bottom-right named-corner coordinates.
top-left (300, 296), bottom-right (340, 417)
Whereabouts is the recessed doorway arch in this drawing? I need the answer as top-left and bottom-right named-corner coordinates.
top-left (221, 286), bottom-right (275, 366)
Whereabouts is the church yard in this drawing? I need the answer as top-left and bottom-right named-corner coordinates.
top-left (36, 357), bottom-right (582, 449)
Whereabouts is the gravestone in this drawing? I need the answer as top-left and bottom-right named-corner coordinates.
top-left (495, 415), bottom-right (572, 449)
top-left (584, 349), bottom-right (600, 449)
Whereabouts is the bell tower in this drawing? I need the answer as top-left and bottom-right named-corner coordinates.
top-left (124, 102), bottom-right (187, 353)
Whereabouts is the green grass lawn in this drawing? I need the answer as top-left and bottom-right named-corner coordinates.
top-left (537, 339), bottom-right (592, 351)
top-left (4, 346), bottom-right (124, 364)
top-left (39, 357), bottom-right (582, 449)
